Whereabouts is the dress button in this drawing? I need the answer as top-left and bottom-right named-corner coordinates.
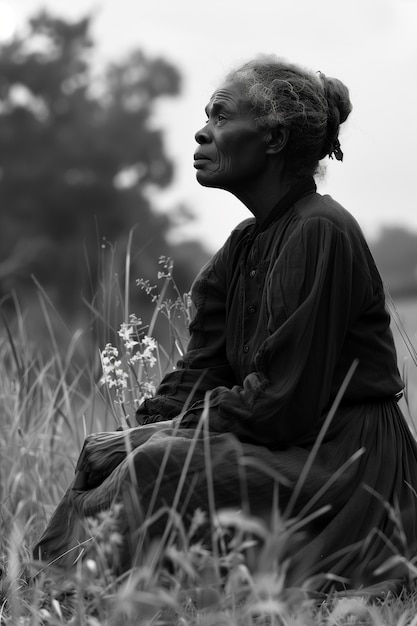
top-left (243, 344), bottom-right (249, 353)
top-left (248, 305), bottom-right (256, 314)
top-left (249, 269), bottom-right (256, 278)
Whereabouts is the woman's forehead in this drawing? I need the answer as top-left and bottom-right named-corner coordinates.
top-left (207, 81), bottom-right (250, 111)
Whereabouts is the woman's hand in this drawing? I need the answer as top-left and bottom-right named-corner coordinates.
top-left (73, 421), bottom-right (174, 490)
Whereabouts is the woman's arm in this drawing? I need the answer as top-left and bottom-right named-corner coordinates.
top-left (180, 217), bottom-right (370, 447)
top-left (135, 231), bottom-right (245, 425)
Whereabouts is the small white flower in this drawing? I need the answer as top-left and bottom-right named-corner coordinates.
top-left (142, 335), bottom-right (156, 349)
top-left (142, 348), bottom-right (156, 367)
top-left (39, 609), bottom-right (52, 619)
top-left (128, 313), bottom-right (142, 325)
top-left (142, 381), bottom-right (156, 397)
top-left (85, 558), bottom-right (98, 576)
top-left (118, 322), bottom-right (139, 351)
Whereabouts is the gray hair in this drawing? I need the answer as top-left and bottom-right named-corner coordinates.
top-left (227, 55), bottom-right (352, 177)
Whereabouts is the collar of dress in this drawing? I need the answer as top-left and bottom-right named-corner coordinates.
top-left (253, 177), bottom-right (317, 237)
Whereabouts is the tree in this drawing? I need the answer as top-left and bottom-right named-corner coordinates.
top-left (370, 226), bottom-right (417, 298)
top-left (0, 11), bottom-right (205, 325)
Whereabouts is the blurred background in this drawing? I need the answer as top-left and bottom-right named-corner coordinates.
top-left (0, 0), bottom-right (416, 373)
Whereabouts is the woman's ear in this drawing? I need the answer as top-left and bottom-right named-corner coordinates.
top-left (264, 126), bottom-right (289, 155)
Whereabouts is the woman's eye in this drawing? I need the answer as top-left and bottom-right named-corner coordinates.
top-left (205, 114), bottom-right (226, 124)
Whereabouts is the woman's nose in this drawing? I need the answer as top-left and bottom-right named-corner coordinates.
top-left (194, 125), bottom-right (211, 145)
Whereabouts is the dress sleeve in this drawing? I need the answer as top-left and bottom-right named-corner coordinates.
top-left (181, 217), bottom-right (370, 447)
top-left (136, 240), bottom-right (239, 425)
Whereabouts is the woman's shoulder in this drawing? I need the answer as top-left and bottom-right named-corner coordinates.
top-left (231, 217), bottom-right (256, 235)
top-left (212, 217), bottom-right (256, 254)
top-left (193, 217), bottom-right (256, 283)
top-left (219, 217), bottom-right (256, 254)
top-left (295, 192), bottom-right (363, 237)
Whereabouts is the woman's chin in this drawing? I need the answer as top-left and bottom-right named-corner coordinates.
top-left (196, 171), bottom-right (215, 187)
top-left (195, 171), bottom-right (226, 190)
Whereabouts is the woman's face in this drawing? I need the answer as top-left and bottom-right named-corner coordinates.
top-left (194, 81), bottom-right (268, 192)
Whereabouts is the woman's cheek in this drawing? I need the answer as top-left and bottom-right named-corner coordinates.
top-left (217, 154), bottom-right (232, 175)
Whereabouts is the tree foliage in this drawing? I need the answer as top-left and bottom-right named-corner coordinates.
top-left (0, 11), bottom-right (204, 322)
top-left (370, 226), bottom-right (417, 298)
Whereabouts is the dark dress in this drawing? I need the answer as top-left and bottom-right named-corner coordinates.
top-left (35, 179), bottom-right (417, 591)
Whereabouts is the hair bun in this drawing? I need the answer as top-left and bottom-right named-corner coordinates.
top-left (320, 74), bottom-right (352, 124)
top-left (318, 72), bottom-right (352, 161)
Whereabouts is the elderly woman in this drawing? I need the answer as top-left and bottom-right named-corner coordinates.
top-left (35, 55), bottom-right (417, 591)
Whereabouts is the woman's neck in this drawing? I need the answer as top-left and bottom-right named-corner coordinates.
top-left (231, 166), bottom-right (296, 222)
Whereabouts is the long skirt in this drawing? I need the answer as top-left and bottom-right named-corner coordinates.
top-left (34, 399), bottom-right (417, 592)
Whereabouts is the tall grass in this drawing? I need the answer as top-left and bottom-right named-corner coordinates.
top-left (1, 250), bottom-right (417, 624)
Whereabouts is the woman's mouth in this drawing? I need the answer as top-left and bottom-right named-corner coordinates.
top-left (194, 152), bottom-right (211, 161)
top-left (193, 153), bottom-right (211, 168)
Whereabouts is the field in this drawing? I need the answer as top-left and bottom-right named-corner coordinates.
top-left (0, 281), bottom-right (417, 625)
top-left (389, 297), bottom-right (417, 427)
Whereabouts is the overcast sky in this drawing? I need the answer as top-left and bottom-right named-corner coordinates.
top-left (6, 0), bottom-right (417, 251)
